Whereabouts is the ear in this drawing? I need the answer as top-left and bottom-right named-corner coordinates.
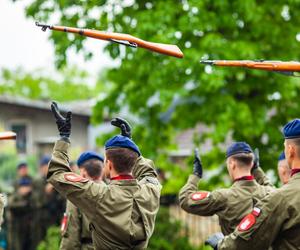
top-left (230, 158), bottom-right (236, 170)
top-left (288, 144), bottom-right (295, 158)
top-left (106, 159), bottom-right (113, 171)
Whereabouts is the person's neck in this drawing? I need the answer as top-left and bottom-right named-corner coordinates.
top-left (110, 172), bottom-right (133, 179)
top-left (290, 159), bottom-right (300, 170)
top-left (232, 170), bottom-right (252, 181)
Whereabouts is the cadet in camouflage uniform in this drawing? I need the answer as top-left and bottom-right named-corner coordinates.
top-left (7, 177), bottom-right (37, 250)
top-left (47, 102), bottom-right (161, 250)
top-left (60, 151), bottom-right (104, 250)
top-left (206, 118), bottom-right (300, 250)
top-left (179, 143), bottom-right (274, 236)
top-left (33, 156), bottom-right (65, 245)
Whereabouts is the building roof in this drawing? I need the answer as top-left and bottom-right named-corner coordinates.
top-left (0, 95), bottom-right (92, 117)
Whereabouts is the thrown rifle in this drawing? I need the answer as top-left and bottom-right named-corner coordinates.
top-left (36, 22), bottom-right (183, 58)
top-left (0, 131), bottom-right (16, 140)
top-left (200, 60), bottom-right (300, 76)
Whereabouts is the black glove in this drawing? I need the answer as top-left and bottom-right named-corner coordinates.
top-left (253, 148), bottom-right (260, 169)
top-left (205, 232), bottom-right (224, 250)
top-left (111, 117), bottom-right (132, 138)
top-left (193, 148), bottom-right (203, 178)
top-left (51, 102), bottom-right (72, 138)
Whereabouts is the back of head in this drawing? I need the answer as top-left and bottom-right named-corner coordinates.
top-left (40, 156), bottom-right (50, 167)
top-left (226, 141), bottom-right (254, 168)
top-left (105, 148), bottom-right (138, 174)
top-left (226, 142), bottom-right (254, 180)
top-left (77, 151), bottom-right (104, 179)
top-left (79, 159), bottom-right (104, 179)
top-left (283, 119), bottom-right (300, 165)
top-left (230, 152), bottom-right (254, 168)
top-left (105, 135), bottom-right (140, 175)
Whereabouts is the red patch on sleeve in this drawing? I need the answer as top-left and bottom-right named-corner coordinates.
top-left (238, 213), bottom-right (256, 231)
top-left (64, 173), bottom-right (88, 183)
top-left (61, 213), bottom-right (68, 233)
top-left (191, 192), bottom-right (209, 201)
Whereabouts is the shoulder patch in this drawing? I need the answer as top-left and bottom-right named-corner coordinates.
top-left (64, 173), bottom-right (88, 183)
top-left (238, 214), bottom-right (256, 231)
top-left (191, 192), bottom-right (210, 201)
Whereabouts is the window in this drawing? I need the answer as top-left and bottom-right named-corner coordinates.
top-left (11, 124), bottom-right (27, 154)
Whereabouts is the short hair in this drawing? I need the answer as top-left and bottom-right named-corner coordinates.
top-left (231, 153), bottom-right (254, 167)
top-left (287, 138), bottom-right (300, 156)
top-left (79, 159), bottom-right (104, 179)
top-left (105, 148), bottom-right (139, 174)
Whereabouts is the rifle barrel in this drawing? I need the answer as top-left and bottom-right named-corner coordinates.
top-left (201, 60), bottom-right (300, 72)
top-left (0, 131), bottom-right (16, 140)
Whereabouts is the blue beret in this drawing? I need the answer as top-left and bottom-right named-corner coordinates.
top-left (226, 142), bottom-right (253, 158)
top-left (19, 177), bottom-right (32, 186)
top-left (17, 162), bottom-right (27, 169)
top-left (77, 151), bottom-right (104, 166)
top-left (283, 119), bottom-right (300, 139)
top-left (40, 156), bottom-right (51, 166)
top-left (278, 152), bottom-right (285, 161)
top-left (105, 135), bottom-right (141, 156)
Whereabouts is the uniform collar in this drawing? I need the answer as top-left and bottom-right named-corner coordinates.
top-left (110, 174), bottom-right (134, 181)
top-left (291, 168), bottom-right (300, 177)
top-left (234, 175), bottom-right (254, 183)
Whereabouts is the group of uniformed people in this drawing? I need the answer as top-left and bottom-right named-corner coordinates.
top-left (0, 100), bottom-right (299, 250)
top-left (180, 119), bottom-right (300, 250)
top-left (6, 157), bottom-right (65, 250)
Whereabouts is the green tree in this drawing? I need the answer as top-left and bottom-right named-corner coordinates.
top-left (0, 67), bottom-right (94, 101)
top-left (17, 0), bottom-right (300, 190)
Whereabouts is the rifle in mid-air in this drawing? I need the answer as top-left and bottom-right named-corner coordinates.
top-left (0, 131), bottom-right (16, 140)
top-left (200, 60), bottom-right (300, 76)
top-left (36, 22), bottom-right (184, 58)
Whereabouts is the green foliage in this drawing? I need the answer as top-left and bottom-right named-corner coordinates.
top-left (142, 207), bottom-right (198, 250)
top-left (37, 226), bottom-right (60, 250)
top-left (0, 67), bottom-right (94, 101)
top-left (17, 0), bottom-right (300, 192)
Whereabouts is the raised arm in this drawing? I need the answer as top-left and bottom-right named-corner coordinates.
top-left (47, 102), bottom-right (107, 220)
top-left (110, 117), bottom-right (158, 180)
top-left (132, 156), bottom-right (158, 180)
top-left (252, 148), bottom-right (275, 188)
top-left (179, 149), bottom-right (226, 216)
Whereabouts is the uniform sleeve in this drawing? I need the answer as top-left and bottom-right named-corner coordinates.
top-left (60, 201), bottom-right (81, 250)
top-left (47, 139), bottom-right (107, 220)
top-left (179, 174), bottom-right (227, 216)
top-left (252, 167), bottom-right (274, 188)
top-left (132, 156), bottom-right (158, 181)
top-left (218, 191), bottom-right (289, 250)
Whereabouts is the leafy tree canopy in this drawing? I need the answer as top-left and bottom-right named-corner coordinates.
top-left (0, 67), bottom-right (94, 101)
top-left (16, 0), bottom-right (300, 191)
